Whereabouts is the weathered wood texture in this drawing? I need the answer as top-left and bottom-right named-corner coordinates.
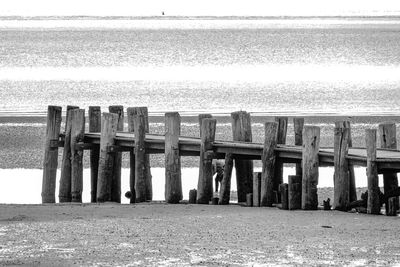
top-left (89, 106), bottom-right (101, 203)
top-left (189, 189), bottom-right (197, 204)
top-left (127, 107), bottom-right (136, 203)
top-left (302, 126), bottom-right (320, 210)
top-left (387, 197), bottom-right (398, 216)
top-left (260, 122), bottom-right (278, 207)
top-left (252, 172), bottom-right (261, 207)
top-left (345, 122), bottom-right (357, 203)
top-left (198, 114), bottom-right (212, 130)
top-left (59, 105), bottom-right (79, 202)
top-left (70, 109), bottom-right (85, 203)
top-left (197, 118), bottom-right (216, 204)
top-left (366, 129), bottom-right (381, 215)
top-left (96, 113), bottom-right (119, 202)
top-left (231, 111), bottom-right (253, 202)
top-left (280, 183), bottom-right (289, 210)
top-left (288, 175), bottom-right (302, 210)
top-left (134, 112), bottom-right (147, 203)
top-left (42, 105), bottom-right (62, 203)
top-left (378, 123), bottom-right (399, 215)
top-left (165, 112), bottom-right (182, 203)
top-left (218, 153), bottom-right (233, 205)
top-left (246, 193), bottom-right (253, 207)
top-left (333, 121), bottom-right (350, 211)
top-left (109, 105), bottom-right (124, 203)
top-left (294, 118), bottom-right (304, 176)
top-left (274, 117), bottom-right (288, 201)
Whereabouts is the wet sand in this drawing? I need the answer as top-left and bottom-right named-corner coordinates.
top-left (0, 203), bottom-right (399, 266)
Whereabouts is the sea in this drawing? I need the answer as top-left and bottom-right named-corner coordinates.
top-left (0, 17), bottom-right (398, 203)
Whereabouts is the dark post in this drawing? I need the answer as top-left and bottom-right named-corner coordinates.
top-left (165, 112), bottom-right (182, 203)
top-left (366, 129), bottom-right (381, 215)
top-left (280, 183), bottom-right (289, 210)
top-left (109, 105), bottom-right (124, 203)
top-left (218, 153), bottom-right (233, 205)
top-left (197, 118), bottom-right (216, 204)
top-left (127, 107), bottom-right (136, 203)
top-left (231, 111), bottom-right (253, 202)
top-left (302, 126), bottom-right (320, 210)
top-left (70, 109), bottom-right (85, 203)
top-left (89, 106), bottom-right (101, 203)
top-left (293, 117), bottom-right (304, 176)
top-left (59, 105), bottom-right (79, 202)
top-left (288, 175), bottom-right (302, 210)
top-left (274, 117), bottom-right (288, 202)
top-left (252, 172), bottom-right (261, 207)
top-left (260, 122), bottom-right (278, 207)
top-left (42, 105), bottom-right (62, 203)
top-left (134, 112), bottom-right (147, 203)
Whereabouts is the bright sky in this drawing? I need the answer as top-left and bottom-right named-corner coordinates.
top-left (1, 0), bottom-right (400, 17)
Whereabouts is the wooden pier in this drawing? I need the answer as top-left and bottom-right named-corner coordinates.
top-left (42, 105), bottom-right (400, 216)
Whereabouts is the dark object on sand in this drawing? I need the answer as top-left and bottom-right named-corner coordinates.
top-left (348, 190), bottom-right (385, 213)
top-left (189, 189), bottom-right (197, 204)
top-left (323, 198), bottom-right (331, 210)
top-left (125, 190), bottom-right (136, 202)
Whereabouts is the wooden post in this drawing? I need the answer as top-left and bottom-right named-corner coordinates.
top-left (197, 118), bottom-right (216, 204)
top-left (280, 183), bottom-right (289, 210)
top-left (231, 111), bottom-right (253, 202)
top-left (333, 121), bottom-right (350, 211)
top-left (366, 129), bottom-right (381, 215)
top-left (246, 193), bottom-right (253, 207)
top-left (42, 105), bottom-right (62, 203)
top-left (302, 126), bottom-right (320, 210)
top-left (128, 107), bottom-right (152, 201)
top-left (345, 122), bottom-right (357, 203)
top-left (294, 118), bottom-right (304, 176)
top-left (109, 105), bottom-right (123, 203)
top-left (260, 122), bottom-right (278, 207)
top-left (127, 107), bottom-right (136, 203)
top-left (288, 175), bottom-right (302, 210)
top-left (253, 172), bottom-right (261, 207)
top-left (274, 117), bottom-right (288, 202)
top-left (70, 109), bottom-right (85, 203)
top-left (134, 112), bottom-right (147, 203)
top-left (165, 112), bottom-right (182, 203)
top-left (378, 123), bottom-right (399, 215)
top-left (387, 197), bottom-right (397, 216)
top-left (97, 113), bottom-right (119, 202)
top-left (199, 114), bottom-right (212, 131)
top-left (218, 153), bottom-right (233, 205)
top-left (89, 106), bottom-right (101, 203)
top-left (59, 105), bottom-right (79, 202)
top-left (189, 189), bottom-right (197, 204)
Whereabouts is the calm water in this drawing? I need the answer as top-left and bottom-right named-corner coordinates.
top-left (0, 18), bottom-right (400, 115)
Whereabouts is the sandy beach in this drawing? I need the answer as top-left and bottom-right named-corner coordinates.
top-left (0, 203), bottom-right (399, 266)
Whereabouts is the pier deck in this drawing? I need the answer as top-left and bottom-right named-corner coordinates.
top-left (83, 132), bottom-right (400, 172)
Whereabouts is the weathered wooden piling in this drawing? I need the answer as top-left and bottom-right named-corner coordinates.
top-left (260, 122), bottom-right (278, 207)
top-left (70, 109), bottom-right (85, 203)
top-left (280, 183), bottom-right (289, 210)
top-left (246, 193), bottom-right (253, 207)
top-left (89, 106), bottom-right (101, 203)
top-left (127, 108), bottom-right (136, 203)
top-left (96, 112), bottom-right (119, 202)
top-left (294, 118), bottom-right (304, 176)
top-left (333, 121), bottom-right (350, 211)
top-left (189, 189), bottom-right (197, 204)
top-left (346, 122), bottom-right (357, 203)
top-left (197, 118), bottom-right (216, 204)
top-left (274, 117), bottom-right (288, 202)
top-left (378, 123), bottom-right (399, 215)
top-left (302, 126), bottom-right (320, 210)
top-left (218, 153), bottom-right (233, 205)
top-left (231, 111), bottom-right (253, 202)
top-left (366, 129), bottom-right (381, 215)
top-left (42, 105), bottom-right (62, 203)
top-left (252, 172), bottom-right (261, 207)
top-left (134, 112), bottom-right (147, 203)
top-left (59, 105), bottom-right (79, 202)
top-left (387, 197), bottom-right (398, 216)
top-left (198, 114), bottom-right (212, 130)
top-left (109, 105), bottom-right (124, 203)
top-left (288, 175), bottom-right (302, 210)
top-left (165, 112), bottom-right (182, 203)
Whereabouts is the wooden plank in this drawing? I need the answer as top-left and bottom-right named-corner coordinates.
top-left (288, 175), bottom-right (302, 210)
top-left (218, 153), bottom-right (233, 205)
top-left (109, 105), bottom-right (124, 203)
top-left (231, 111), bottom-right (253, 202)
top-left (165, 112), bottom-right (182, 203)
top-left (197, 118), bottom-right (216, 204)
top-left (294, 118), bottom-right (304, 176)
top-left (97, 112), bottom-right (119, 202)
top-left (366, 129), bottom-right (381, 215)
top-left (126, 107), bottom-right (136, 203)
top-left (345, 121), bottom-right (357, 203)
top-left (302, 126), bottom-right (320, 210)
top-left (42, 105), bottom-right (62, 204)
top-left (378, 122), bottom-right (399, 215)
top-left (89, 106), bottom-right (101, 203)
top-left (260, 122), bottom-right (278, 207)
top-left (333, 121), bottom-right (350, 211)
top-left (70, 109), bottom-right (85, 203)
top-left (280, 183), bottom-right (289, 210)
top-left (59, 105), bottom-right (79, 203)
top-left (134, 112), bottom-right (147, 203)
top-left (252, 172), bottom-right (261, 207)
top-left (275, 117), bottom-right (288, 202)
